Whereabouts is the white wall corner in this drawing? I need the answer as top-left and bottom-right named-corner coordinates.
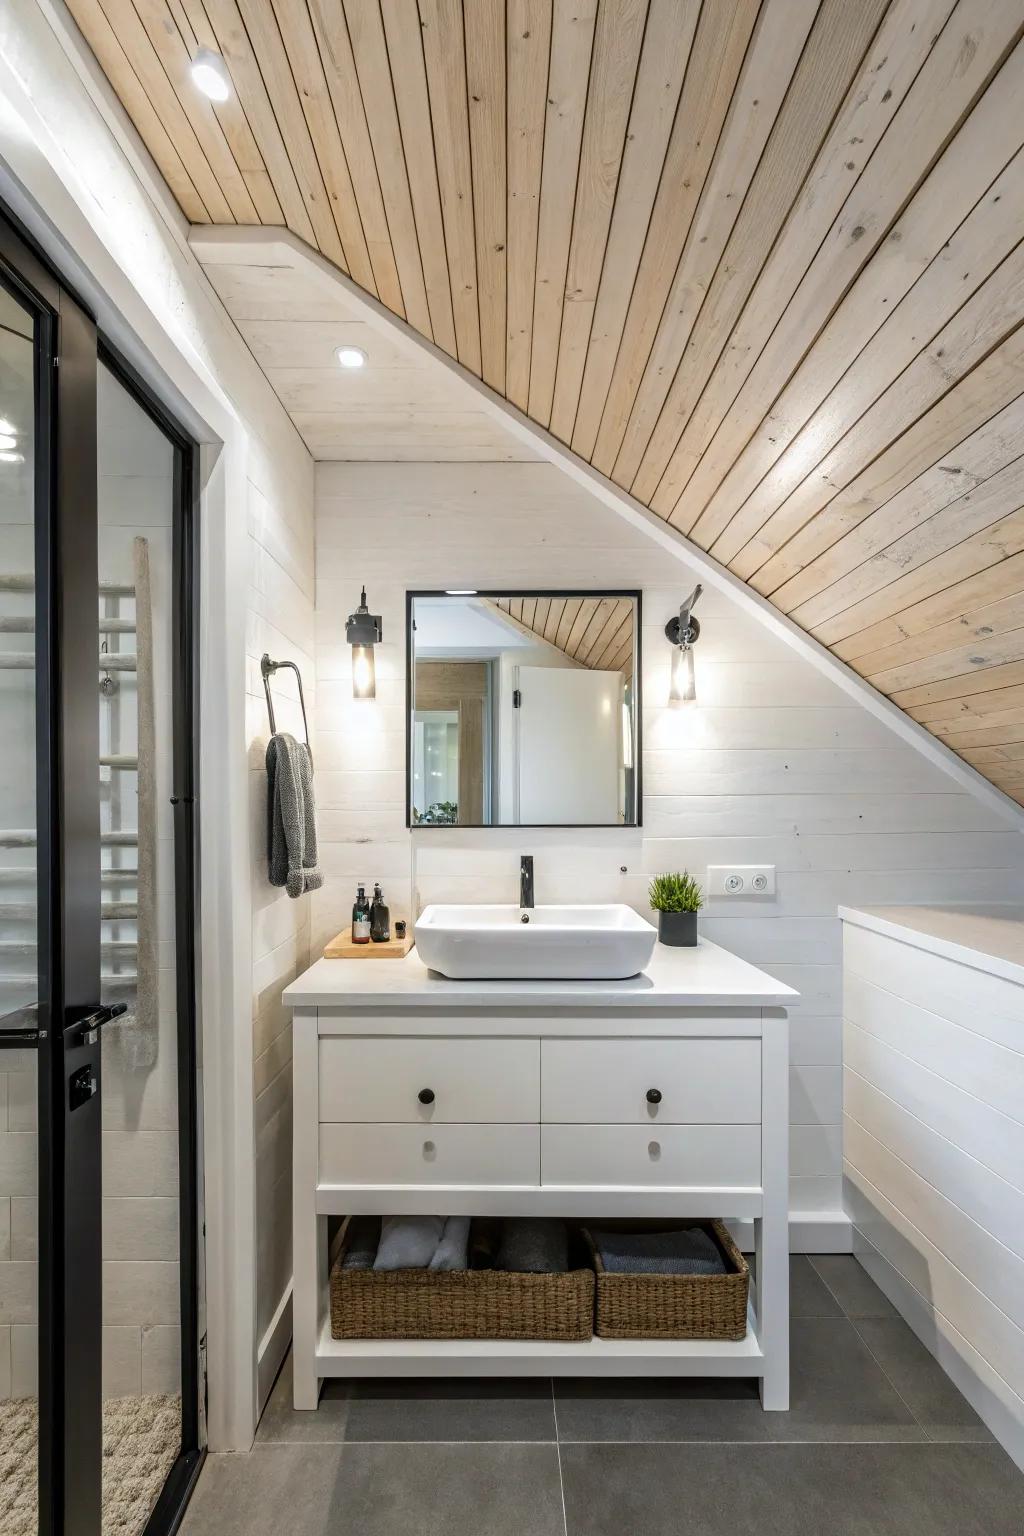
top-left (190, 224), bottom-right (1024, 835)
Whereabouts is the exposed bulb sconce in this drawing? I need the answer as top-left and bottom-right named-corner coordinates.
top-left (346, 585), bottom-right (382, 699)
top-left (665, 584), bottom-right (702, 706)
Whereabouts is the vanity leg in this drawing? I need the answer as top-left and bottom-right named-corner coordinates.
top-left (758, 1010), bottom-right (790, 1410)
top-left (293, 1010), bottom-right (322, 1409)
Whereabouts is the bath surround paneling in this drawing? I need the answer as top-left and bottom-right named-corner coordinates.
top-left (313, 462), bottom-right (1024, 1243)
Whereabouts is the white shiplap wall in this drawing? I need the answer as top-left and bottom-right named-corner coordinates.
top-left (313, 462), bottom-right (1024, 1236)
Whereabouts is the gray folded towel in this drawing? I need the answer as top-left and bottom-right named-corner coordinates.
top-left (373, 1215), bottom-right (445, 1271)
top-left (266, 732), bottom-right (323, 899)
top-left (589, 1226), bottom-right (727, 1276)
top-left (341, 1215), bottom-right (381, 1270)
top-left (428, 1215), bottom-right (471, 1271)
top-left (497, 1218), bottom-right (568, 1274)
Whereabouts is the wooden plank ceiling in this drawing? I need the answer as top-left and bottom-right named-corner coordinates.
top-left (66, 0), bottom-right (1024, 805)
top-left (493, 595), bottom-right (635, 676)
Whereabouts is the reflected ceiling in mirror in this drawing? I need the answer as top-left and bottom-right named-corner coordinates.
top-left (407, 591), bottom-right (641, 828)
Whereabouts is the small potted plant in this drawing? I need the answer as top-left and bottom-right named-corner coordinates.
top-left (648, 871), bottom-right (703, 947)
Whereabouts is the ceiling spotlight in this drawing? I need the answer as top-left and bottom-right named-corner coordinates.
top-left (336, 345), bottom-right (368, 370)
top-left (190, 47), bottom-right (232, 102)
top-left (0, 434), bottom-right (16, 452)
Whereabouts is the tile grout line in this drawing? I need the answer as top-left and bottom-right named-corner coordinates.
top-left (552, 1378), bottom-right (569, 1536)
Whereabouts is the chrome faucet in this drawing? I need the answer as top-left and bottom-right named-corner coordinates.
top-left (520, 854), bottom-right (535, 910)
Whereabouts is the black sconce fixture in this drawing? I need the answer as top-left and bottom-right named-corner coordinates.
top-left (665, 584), bottom-right (702, 706)
top-left (346, 585), bottom-right (382, 699)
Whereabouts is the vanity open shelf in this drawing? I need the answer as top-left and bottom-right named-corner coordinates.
top-left (285, 940), bottom-right (796, 1409)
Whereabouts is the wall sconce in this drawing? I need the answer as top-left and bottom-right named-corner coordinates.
top-left (346, 585), bottom-right (382, 699)
top-left (665, 584), bottom-right (702, 706)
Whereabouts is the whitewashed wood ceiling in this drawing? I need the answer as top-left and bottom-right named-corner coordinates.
top-left (65, 0), bottom-right (1024, 804)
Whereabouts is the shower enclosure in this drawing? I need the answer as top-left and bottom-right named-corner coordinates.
top-left (0, 214), bottom-right (202, 1535)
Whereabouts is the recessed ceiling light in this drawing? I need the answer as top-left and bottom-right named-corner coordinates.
top-left (0, 418), bottom-right (15, 435)
top-left (0, 452), bottom-right (25, 464)
top-left (445, 590), bottom-right (477, 596)
top-left (190, 48), bottom-right (231, 102)
top-left (336, 346), bottom-right (367, 370)
top-left (0, 434), bottom-right (16, 452)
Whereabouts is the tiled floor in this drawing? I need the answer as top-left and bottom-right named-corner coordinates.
top-left (182, 1257), bottom-right (1024, 1535)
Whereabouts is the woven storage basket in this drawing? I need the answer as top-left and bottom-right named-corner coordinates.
top-left (582, 1220), bottom-right (749, 1341)
top-left (329, 1221), bottom-right (594, 1341)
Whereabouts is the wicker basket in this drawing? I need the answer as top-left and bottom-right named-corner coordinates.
top-left (329, 1220), bottom-right (595, 1341)
top-left (582, 1220), bottom-right (749, 1341)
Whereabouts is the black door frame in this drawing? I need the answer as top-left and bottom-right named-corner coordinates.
top-left (0, 207), bottom-right (204, 1536)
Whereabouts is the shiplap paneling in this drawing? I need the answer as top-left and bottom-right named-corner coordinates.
top-left (312, 461), bottom-right (1024, 1235)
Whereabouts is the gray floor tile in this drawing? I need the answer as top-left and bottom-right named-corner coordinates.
top-left (560, 1442), bottom-right (1024, 1536)
top-left (855, 1317), bottom-right (993, 1443)
top-left (187, 1442), bottom-right (565, 1536)
top-left (763, 1318), bottom-right (925, 1442)
top-left (554, 1375), bottom-right (771, 1443)
top-left (257, 1351), bottom-right (557, 1443)
top-left (789, 1255), bottom-right (844, 1317)
top-left (809, 1253), bottom-right (898, 1317)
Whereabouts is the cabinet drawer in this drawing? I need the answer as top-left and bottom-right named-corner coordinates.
top-left (540, 1039), bottom-right (761, 1124)
top-left (541, 1125), bottom-right (761, 1188)
top-left (319, 1123), bottom-right (540, 1187)
top-left (318, 1038), bottom-right (540, 1123)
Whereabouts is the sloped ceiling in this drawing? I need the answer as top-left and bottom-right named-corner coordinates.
top-left (64, 0), bottom-right (1024, 805)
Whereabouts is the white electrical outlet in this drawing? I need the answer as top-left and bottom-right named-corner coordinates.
top-left (707, 865), bottom-right (776, 897)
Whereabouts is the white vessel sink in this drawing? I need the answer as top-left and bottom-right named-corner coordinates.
top-left (415, 903), bottom-right (658, 981)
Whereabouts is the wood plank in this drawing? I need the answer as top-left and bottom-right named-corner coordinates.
top-left (304, 0), bottom-right (406, 312)
top-left (588, 0), bottom-right (760, 476)
top-left (174, 0), bottom-right (283, 220)
top-left (853, 592), bottom-right (1024, 679)
top-left (419, 0), bottom-right (482, 374)
top-left (912, 681), bottom-right (1024, 726)
top-left (265, 0), bottom-right (376, 289)
top-left (625, 0), bottom-right (891, 505)
top-left (505, 0), bottom-right (552, 411)
top-left (465, 0), bottom-right (507, 389)
top-left (528, 0), bottom-right (599, 427)
top-left (864, 626), bottom-right (1024, 695)
top-left (90, 0), bottom-right (235, 221)
top-left (702, 115), bottom-right (1024, 565)
top-left (547, 0), bottom-right (651, 445)
top-left (891, 658), bottom-right (1024, 710)
top-left (202, 0), bottom-right (320, 245)
top-left (341, 0), bottom-right (434, 337)
top-left (64, 0), bottom-right (209, 221)
top-left (744, 241), bottom-right (1024, 601)
top-left (743, 326), bottom-right (1024, 595)
top-left (379, 0), bottom-right (458, 354)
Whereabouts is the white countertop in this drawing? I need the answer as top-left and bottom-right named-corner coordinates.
top-left (839, 904), bottom-right (1024, 986)
top-left (283, 936), bottom-right (797, 1010)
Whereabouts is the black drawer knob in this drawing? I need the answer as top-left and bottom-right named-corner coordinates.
top-left (418, 1088), bottom-right (435, 1105)
top-left (646, 1088), bottom-right (662, 1105)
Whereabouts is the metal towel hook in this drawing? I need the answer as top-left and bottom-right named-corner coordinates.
top-left (261, 653), bottom-right (312, 758)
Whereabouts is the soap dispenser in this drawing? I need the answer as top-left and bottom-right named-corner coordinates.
top-left (370, 882), bottom-right (391, 943)
top-left (352, 883), bottom-right (371, 944)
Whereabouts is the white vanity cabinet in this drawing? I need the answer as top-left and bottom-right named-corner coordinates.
top-left (285, 941), bottom-right (796, 1411)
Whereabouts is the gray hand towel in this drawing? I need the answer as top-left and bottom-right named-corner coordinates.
top-left (589, 1226), bottom-right (727, 1276)
top-left (429, 1216), bottom-right (471, 1272)
top-left (341, 1215), bottom-right (381, 1271)
top-left (373, 1215), bottom-right (445, 1271)
top-left (266, 731), bottom-right (323, 899)
top-left (497, 1218), bottom-right (568, 1274)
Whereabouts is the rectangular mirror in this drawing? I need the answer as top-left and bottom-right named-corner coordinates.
top-left (407, 591), bottom-right (641, 827)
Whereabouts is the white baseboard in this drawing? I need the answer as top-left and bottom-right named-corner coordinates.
top-left (256, 1282), bottom-right (293, 1416)
top-left (728, 1211), bottom-right (852, 1253)
top-left (853, 1226), bottom-right (1024, 1474)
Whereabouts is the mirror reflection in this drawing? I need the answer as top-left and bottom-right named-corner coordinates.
top-left (408, 592), bottom-right (640, 827)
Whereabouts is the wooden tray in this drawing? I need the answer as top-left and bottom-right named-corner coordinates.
top-left (323, 925), bottom-right (414, 960)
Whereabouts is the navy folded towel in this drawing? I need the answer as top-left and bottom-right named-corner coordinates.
top-left (341, 1215), bottom-right (381, 1270)
top-left (589, 1226), bottom-right (727, 1276)
top-left (497, 1218), bottom-right (568, 1274)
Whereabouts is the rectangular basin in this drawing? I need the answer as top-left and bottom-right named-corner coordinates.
top-left (414, 903), bottom-right (658, 981)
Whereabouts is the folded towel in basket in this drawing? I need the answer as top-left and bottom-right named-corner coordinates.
top-left (373, 1215), bottom-right (445, 1271)
top-left (428, 1215), bottom-right (471, 1271)
top-left (341, 1215), bottom-right (381, 1270)
top-left (469, 1217), bottom-right (503, 1270)
top-left (497, 1218), bottom-right (568, 1274)
top-left (589, 1226), bottom-right (727, 1276)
